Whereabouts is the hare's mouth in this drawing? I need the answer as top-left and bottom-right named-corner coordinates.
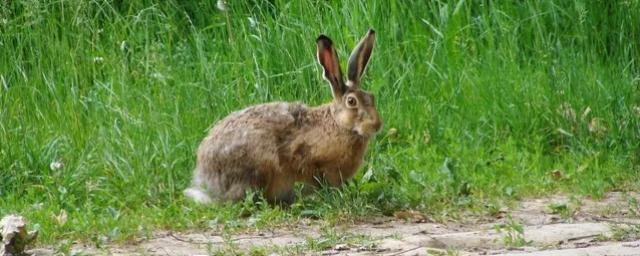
top-left (354, 125), bottom-right (380, 138)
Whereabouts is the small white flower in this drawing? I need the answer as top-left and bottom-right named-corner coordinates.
top-left (50, 160), bottom-right (64, 171)
top-left (248, 17), bottom-right (258, 28)
top-left (216, 0), bottom-right (228, 11)
top-left (150, 72), bottom-right (165, 81)
top-left (120, 41), bottom-right (128, 52)
top-left (93, 56), bottom-right (104, 63)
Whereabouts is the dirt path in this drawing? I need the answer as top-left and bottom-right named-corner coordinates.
top-left (30, 192), bottom-right (640, 255)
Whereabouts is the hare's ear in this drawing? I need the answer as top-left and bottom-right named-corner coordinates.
top-left (317, 34), bottom-right (346, 99)
top-left (347, 29), bottom-right (375, 88)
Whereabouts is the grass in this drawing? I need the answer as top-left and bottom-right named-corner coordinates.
top-left (493, 215), bottom-right (532, 248)
top-left (1, 0), bottom-right (640, 247)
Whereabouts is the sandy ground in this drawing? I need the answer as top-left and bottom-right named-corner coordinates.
top-left (28, 192), bottom-right (640, 255)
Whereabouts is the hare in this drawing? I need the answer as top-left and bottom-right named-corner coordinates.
top-left (184, 29), bottom-right (381, 205)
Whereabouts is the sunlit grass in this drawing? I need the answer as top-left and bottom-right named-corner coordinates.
top-left (1, 0), bottom-right (639, 245)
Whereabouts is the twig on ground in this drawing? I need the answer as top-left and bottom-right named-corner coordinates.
top-left (169, 232), bottom-right (214, 245)
top-left (168, 231), bottom-right (287, 245)
top-left (591, 216), bottom-right (640, 226)
top-left (567, 234), bottom-right (600, 242)
top-left (386, 246), bottom-right (422, 256)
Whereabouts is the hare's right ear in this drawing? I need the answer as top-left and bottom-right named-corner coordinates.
top-left (347, 29), bottom-right (375, 88)
top-left (317, 35), bottom-right (346, 99)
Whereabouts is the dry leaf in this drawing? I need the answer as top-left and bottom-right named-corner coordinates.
top-left (494, 210), bottom-right (508, 219)
top-left (334, 243), bottom-right (350, 251)
top-left (588, 118), bottom-right (607, 134)
top-left (581, 106), bottom-right (591, 121)
top-left (550, 169), bottom-right (564, 180)
top-left (55, 210), bottom-right (68, 226)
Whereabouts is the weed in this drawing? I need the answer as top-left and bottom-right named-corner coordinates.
top-left (610, 224), bottom-right (640, 242)
top-left (628, 196), bottom-right (640, 217)
top-left (494, 216), bottom-right (532, 248)
top-left (546, 197), bottom-right (581, 220)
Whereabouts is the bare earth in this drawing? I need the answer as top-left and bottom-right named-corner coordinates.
top-left (30, 192), bottom-right (640, 255)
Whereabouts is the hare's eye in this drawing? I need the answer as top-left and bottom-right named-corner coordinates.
top-left (346, 96), bottom-right (357, 107)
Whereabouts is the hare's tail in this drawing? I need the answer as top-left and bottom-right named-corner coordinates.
top-left (184, 187), bottom-right (213, 204)
top-left (184, 171), bottom-right (213, 204)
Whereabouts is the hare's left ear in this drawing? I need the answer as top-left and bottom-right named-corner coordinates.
top-left (317, 34), bottom-right (346, 100)
top-left (347, 29), bottom-right (376, 88)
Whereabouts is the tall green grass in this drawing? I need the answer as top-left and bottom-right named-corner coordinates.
top-left (1, 0), bottom-right (639, 244)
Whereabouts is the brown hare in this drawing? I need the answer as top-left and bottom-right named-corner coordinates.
top-left (184, 29), bottom-right (381, 205)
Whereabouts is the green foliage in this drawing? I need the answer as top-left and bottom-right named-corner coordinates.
top-left (610, 224), bottom-right (640, 242)
top-left (1, 0), bottom-right (639, 243)
top-left (493, 216), bottom-right (532, 248)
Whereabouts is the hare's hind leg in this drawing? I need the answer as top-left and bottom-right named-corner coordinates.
top-left (222, 182), bottom-right (253, 201)
top-left (265, 175), bottom-right (295, 205)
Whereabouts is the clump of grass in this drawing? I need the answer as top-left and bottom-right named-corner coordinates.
top-left (493, 216), bottom-right (532, 248)
top-left (1, 0), bottom-right (639, 244)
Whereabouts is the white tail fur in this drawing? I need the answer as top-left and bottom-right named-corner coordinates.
top-left (183, 187), bottom-right (213, 204)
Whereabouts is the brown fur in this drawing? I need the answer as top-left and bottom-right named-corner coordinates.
top-left (185, 30), bottom-right (380, 204)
